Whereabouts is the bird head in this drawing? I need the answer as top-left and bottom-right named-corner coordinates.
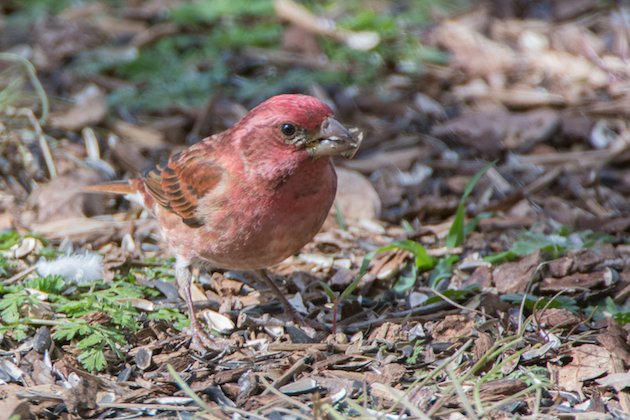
top-left (241, 94), bottom-right (361, 160)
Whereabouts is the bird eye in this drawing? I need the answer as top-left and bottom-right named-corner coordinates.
top-left (281, 123), bottom-right (296, 136)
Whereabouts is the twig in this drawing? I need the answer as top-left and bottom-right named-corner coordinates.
top-left (97, 402), bottom-right (201, 412)
top-left (2, 266), bottom-right (36, 285)
top-left (426, 246), bottom-right (462, 258)
top-left (259, 376), bottom-right (312, 413)
top-left (267, 342), bottom-right (375, 353)
top-left (261, 355), bottom-right (313, 396)
top-left (339, 282), bottom-right (495, 334)
top-left (485, 167), bottom-right (561, 212)
top-left (416, 286), bottom-right (498, 320)
top-left (340, 306), bottom-right (460, 333)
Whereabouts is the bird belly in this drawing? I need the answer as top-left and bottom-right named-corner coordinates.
top-left (160, 161), bottom-right (337, 270)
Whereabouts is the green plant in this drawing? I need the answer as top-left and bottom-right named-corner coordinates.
top-left (446, 162), bottom-right (494, 248)
top-left (603, 298), bottom-right (630, 325)
top-left (68, 0), bottom-right (464, 113)
top-left (148, 307), bottom-right (189, 331)
top-left (0, 255), bottom-right (14, 278)
top-left (0, 269), bottom-right (184, 371)
top-left (54, 321), bottom-right (126, 371)
top-left (322, 159), bottom-right (495, 330)
top-left (485, 228), bottom-right (613, 264)
top-left (501, 293), bottom-right (578, 313)
top-left (322, 239), bottom-right (434, 333)
top-left (0, 230), bottom-right (21, 251)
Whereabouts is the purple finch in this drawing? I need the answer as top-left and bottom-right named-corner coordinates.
top-left (88, 94), bottom-right (360, 349)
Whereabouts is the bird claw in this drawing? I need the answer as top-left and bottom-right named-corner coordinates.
top-left (286, 307), bottom-right (326, 332)
top-left (188, 319), bottom-right (231, 354)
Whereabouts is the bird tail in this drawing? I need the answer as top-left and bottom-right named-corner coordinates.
top-left (83, 180), bottom-right (135, 194)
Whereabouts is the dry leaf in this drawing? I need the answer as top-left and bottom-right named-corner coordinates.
top-left (334, 168), bottom-right (382, 221)
top-left (431, 314), bottom-right (475, 342)
top-left (557, 344), bottom-right (612, 393)
top-left (50, 85), bottom-right (107, 130)
top-left (536, 308), bottom-right (580, 329)
top-left (111, 120), bottom-right (165, 149)
top-left (492, 251), bottom-right (541, 294)
top-left (597, 373), bottom-right (630, 392)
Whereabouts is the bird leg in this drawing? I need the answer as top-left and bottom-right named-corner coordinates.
top-left (175, 258), bottom-right (224, 352)
top-left (256, 269), bottom-right (323, 330)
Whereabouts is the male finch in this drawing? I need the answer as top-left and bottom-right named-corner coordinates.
top-left (87, 94), bottom-right (360, 349)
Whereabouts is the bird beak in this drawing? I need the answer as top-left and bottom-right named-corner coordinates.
top-left (308, 117), bottom-right (362, 159)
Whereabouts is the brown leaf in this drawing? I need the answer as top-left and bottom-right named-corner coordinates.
top-left (479, 378), bottom-right (528, 401)
top-left (548, 256), bottom-right (574, 278)
top-left (597, 372), bottom-right (630, 392)
top-left (430, 314), bottom-right (475, 342)
top-left (557, 344), bottom-right (612, 393)
top-left (572, 245), bottom-right (617, 272)
top-left (342, 147), bottom-right (426, 174)
top-left (492, 251), bottom-right (541, 294)
top-left (367, 322), bottom-right (403, 344)
top-left (432, 22), bottom-right (516, 78)
top-left (540, 269), bottom-right (616, 293)
top-left (111, 120), bottom-right (166, 150)
top-left (432, 108), bottom-right (558, 157)
top-left (479, 293), bottom-right (511, 317)
top-left (596, 318), bottom-right (630, 366)
top-left (472, 331), bottom-right (493, 363)
top-left (333, 168), bottom-right (381, 222)
top-left (29, 217), bottom-right (122, 243)
top-left (108, 136), bottom-right (153, 174)
top-left (0, 390), bottom-right (31, 419)
top-left (0, 212), bottom-right (14, 231)
top-left (25, 169), bottom-right (104, 225)
top-left (503, 109), bottom-right (559, 152)
top-left (365, 363), bottom-right (405, 385)
top-left (462, 265), bottom-right (493, 289)
top-left (50, 85), bottom-right (107, 130)
top-left (536, 308), bottom-right (580, 329)
top-left (62, 374), bottom-right (99, 416)
top-left (210, 272), bottom-right (243, 296)
top-left (431, 108), bottom-right (509, 158)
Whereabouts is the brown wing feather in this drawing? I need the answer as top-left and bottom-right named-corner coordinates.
top-left (143, 146), bottom-right (223, 228)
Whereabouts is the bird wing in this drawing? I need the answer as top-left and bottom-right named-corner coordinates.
top-left (144, 147), bottom-right (223, 228)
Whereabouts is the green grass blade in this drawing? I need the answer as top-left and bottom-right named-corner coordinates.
top-left (446, 162), bottom-right (495, 248)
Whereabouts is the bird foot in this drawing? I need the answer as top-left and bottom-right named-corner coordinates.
top-left (187, 319), bottom-right (230, 354)
top-left (286, 307), bottom-right (326, 332)
top-left (255, 270), bottom-right (327, 332)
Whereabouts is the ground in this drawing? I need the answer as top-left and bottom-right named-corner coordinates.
top-left (0, 0), bottom-right (630, 418)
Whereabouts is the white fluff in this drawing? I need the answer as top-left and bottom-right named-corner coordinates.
top-left (36, 253), bottom-right (104, 285)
